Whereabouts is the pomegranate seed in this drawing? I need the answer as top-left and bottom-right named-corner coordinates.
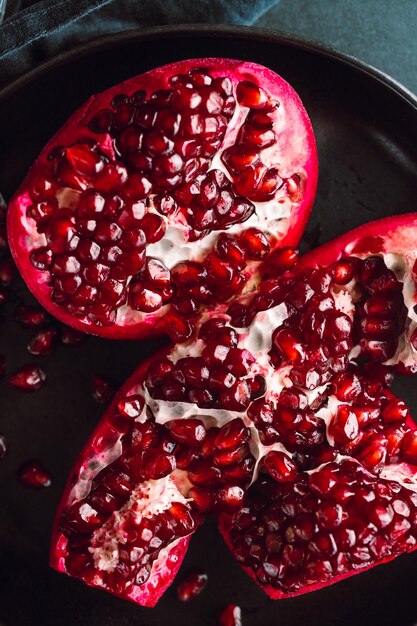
top-left (236, 81), bottom-right (268, 108)
top-left (189, 460), bottom-right (222, 487)
top-left (27, 328), bottom-right (57, 356)
top-left (0, 256), bottom-right (17, 286)
top-left (381, 398), bottom-right (408, 423)
top-left (401, 431), bottom-right (417, 463)
top-left (329, 406), bottom-right (359, 445)
top-left (216, 485), bottom-right (245, 511)
top-left (239, 228), bottom-right (270, 259)
top-left (357, 436), bottom-right (387, 471)
top-left (91, 375), bottom-right (117, 405)
top-left (177, 571), bottom-right (208, 601)
top-left (169, 419), bottom-right (207, 447)
top-left (163, 312), bottom-right (193, 342)
top-left (267, 247), bottom-right (299, 276)
top-left (215, 419), bottom-right (250, 450)
top-left (129, 282), bottom-right (163, 312)
top-left (0, 434), bottom-right (8, 458)
top-left (332, 371), bottom-right (362, 401)
top-left (189, 487), bottom-right (215, 512)
top-left (118, 395), bottom-right (144, 419)
top-left (89, 109), bottom-right (113, 132)
top-left (9, 364), bottom-right (46, 391)
top-left (169, 501), bottom-right (196, 534)
top-left (274, 328), bottom-right (305, 364)
top-left (141, 449), bottom-right (176, 480)
top-left (218, 605), bottom-right (242, 626)
top-left (263, 451), bottom-right (298, 482)
top-left (18, 460), bottom-right (51, 488)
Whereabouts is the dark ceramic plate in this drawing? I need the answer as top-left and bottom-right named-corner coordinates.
top-left (1, 25), bottom-right (417, 626)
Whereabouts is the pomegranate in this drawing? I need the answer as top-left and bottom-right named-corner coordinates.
top-left (8, 58), bottom-right (317, 341)
top-left (51, 213), bottom-right (417, 604)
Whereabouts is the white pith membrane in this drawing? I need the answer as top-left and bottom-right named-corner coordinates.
top-left (59, 247), bottom-right (417, 595)
top-left (18, 78), bottom-right (308, 330)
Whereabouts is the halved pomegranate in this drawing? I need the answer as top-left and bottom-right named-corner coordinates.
top-left (51, 213), bottom-right (417, 605)
top-left (8, 58), bottom-right (317, 341)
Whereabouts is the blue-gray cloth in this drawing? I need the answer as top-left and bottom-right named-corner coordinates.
top-left (0, 0), bottom-right (279, 88)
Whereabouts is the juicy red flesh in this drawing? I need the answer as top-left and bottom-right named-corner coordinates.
top-left (18, 460), bottom-right (52, 488)
top-left (227, 459), bottom-right (417, 595)
top-left (177, 570), bottom-right (208, 601)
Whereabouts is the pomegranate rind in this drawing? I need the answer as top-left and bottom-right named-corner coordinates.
top-left (8, 57), bottom-right (318, 340)
top-left (49, 348), bottom-right (193, 607)
top-left (297, 213), bottom-right (417, 270)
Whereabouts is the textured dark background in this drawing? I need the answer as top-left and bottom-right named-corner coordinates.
top-left (1, 3), bottom-right (417, 626)
top-left (256, 0), bottom-right (417, 95)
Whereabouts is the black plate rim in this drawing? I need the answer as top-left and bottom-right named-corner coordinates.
top-left (1, 23), bottom-right (417, 112)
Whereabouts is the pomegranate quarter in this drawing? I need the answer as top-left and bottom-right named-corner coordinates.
top-left (51, 214), bottom-right (417, 605)
top-left (7, 58), bottom-right (317, 341)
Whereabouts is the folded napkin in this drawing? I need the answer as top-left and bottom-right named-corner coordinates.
top-left (0, 0), bottom-right (279, 88)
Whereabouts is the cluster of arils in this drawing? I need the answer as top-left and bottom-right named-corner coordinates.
top-left (8, 58), bottom-right (317, 340)
top-left (50, 215), bottom-right (417, 606)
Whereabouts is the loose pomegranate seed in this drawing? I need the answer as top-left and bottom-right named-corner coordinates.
top-left (177, 571), bottom-right (208, 601)
top-left (263, 451), bottom-right (298, 483)
top-left (91, 375), bottom-right (117, 405)
top-left (0, 434), bottom-right (7, 458)
top-left (18, 460), bottom-right (52, 488)
top-left (0, 256), bottom-right (17, 286)
top-left (218, 605), bottom-right (242, 626)
top-left (14, 304), bottom-right (49, 327)
top-left (9, 364), bottom-right (46, 391)
top-left (27, 328), bottom-right (57, 356)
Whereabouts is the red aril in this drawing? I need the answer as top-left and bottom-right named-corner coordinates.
top-left (8, 58), bottom-right (317, 340)
top-left (18, 460), bottom-right (52, 488)
top-left (177, 570), bottom-right (208, 601)
top-left (218, 604), bottom-right (242, 626)
top-left (9, 364), bottom-right (46, 391)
